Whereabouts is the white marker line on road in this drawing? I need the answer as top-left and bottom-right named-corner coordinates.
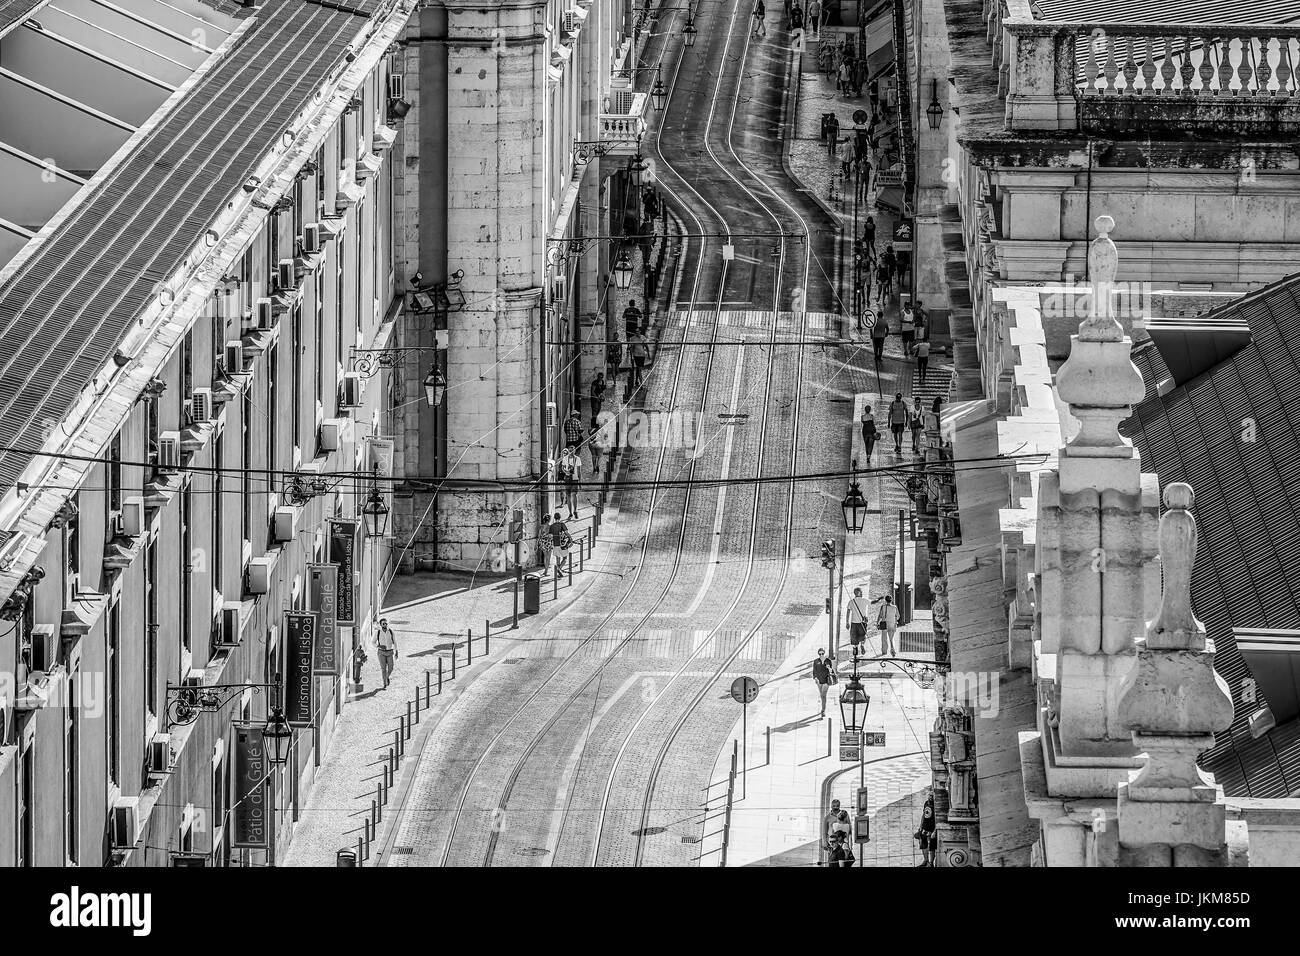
top-left (663, 346), bottom-right (747, 619)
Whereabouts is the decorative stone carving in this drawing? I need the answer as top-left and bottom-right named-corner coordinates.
top-left (0, 565), bottom-right (45, 620)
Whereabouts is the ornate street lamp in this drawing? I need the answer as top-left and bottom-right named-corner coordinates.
top-left (261, 692), bottom-right (294, 766)
top-left (926, 78), bottom-right (944, 130)
top-left (839, 666), bottom-right (870, 732)
top-left (361, 484), bottom-right (390, 539)
top-left (629, 152), bottom-right (651, 188)
top-left (841, 460), bottom-right (868, 533)
top-left (423, 364), bottom-right (446, 407)
top-left (612, 249), bottom-right (635, 290)
top-left (682, 17), bottom-right (697, 47)
top-left (650, 64), bottom-right (668, 111)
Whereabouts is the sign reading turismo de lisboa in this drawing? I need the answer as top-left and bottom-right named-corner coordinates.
top-left (284, 610), bottom-right (318, 727)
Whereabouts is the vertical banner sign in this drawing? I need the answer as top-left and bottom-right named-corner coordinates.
top-left (284, 611), bottom-right (317, 727)
top-left (368, 438), bottom-right (395, 478)
top-left (308, 564), bottom-right (339, 675)
top-left (232, 726), bottom-right (268, 849)
top-left (330, 520), bottom-right (357, 625)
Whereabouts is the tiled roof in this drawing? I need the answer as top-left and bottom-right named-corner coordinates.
top-left (0, 0), bottom-right (372, 495)
top-left (0, 0), bottom-right (47, 37)
top-left (1122, 276), bottom-right (1300, 798)
top-left (1035, 0), bottom-right (1300, 21)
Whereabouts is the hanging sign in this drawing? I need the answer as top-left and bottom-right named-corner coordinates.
top-left (308, 564), bottom-right (339, 675)
top-left (330, 519), bottom-right (357, 625)
top-left (284, 611), bottom-right (317, 727)
top-left (232, 726), bottom-right (268, 849)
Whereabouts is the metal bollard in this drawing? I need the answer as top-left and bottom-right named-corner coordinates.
top-left (357, 836), bottom-right (364, 866)
top-left (392, 734), bottom-right (400, 767)
top-left (568, 555), bottom-right (574, 588)
top-left (376, 791), bottom-right (383, 824)
top-left (588, 526), bottom-right (594, 548)
top-left (553, 568), bottom-right (558, 601)
top-left (485, 620), bottom-right (491, 655)
top-left (467, 627), bottom-right (473, 665)
top-left (451, 648), bottom-right (457, 680)
top-left (827, 718), bottom-right (832, 757)
top-left (406, 701), bottom-right (413, 735)
top-left (437, 657), bottom-right (443, 694)
top-left (371, 798), bottom-right (378, 829)
top-left (766, 726), bottom-right (771, 767)
top-left (579, 544), bottom-right (585, 574)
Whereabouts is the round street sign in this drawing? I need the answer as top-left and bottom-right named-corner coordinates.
top-left (852, 109), bottom-right (870, 127)
top-left (731, 676), bottom-right (759, 704)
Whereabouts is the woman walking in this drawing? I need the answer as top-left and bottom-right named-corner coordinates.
top-left (887, 392), bottom-right (908, 455)
top-left (916, 793), bottom-right (938, 866)
top-left (875, 593), bottom-right (899, 658)
top-left (860, 405), bottom-right (878, 460)
top-left (909, 397), bottom-right (925, 455)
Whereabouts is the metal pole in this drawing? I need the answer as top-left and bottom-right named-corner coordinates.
top-left (414, 688), bottom-right (420, 723)
top-left (742, 700), bottom-right (748, 800)
top-left (766, 725), bottom-right (771, 767)
top-left (437, 656), bottom-right (443, 694)
top-left (451, 647), bottom-right (457, 680)
top-left (467, 627), bottom-right (473, 665)
top-left (485, 619), bottom-right (491, 655)
top-left (828, 560), bottom-right (836, 656)
top-left (425, 670), bottom-right (431, 706)
top-left (513, 540), bottom-right (521, 629)
top-left (827, 717), bottom-right (832, 757)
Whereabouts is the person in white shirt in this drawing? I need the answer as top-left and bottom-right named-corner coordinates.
top-left (845, 587), bottom-right (873, 655)
top-left (875, 595), bottom-right (899, 657)
top-left (375, 618), bottom-right (398, 689)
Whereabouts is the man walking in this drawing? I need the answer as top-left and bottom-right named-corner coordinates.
top-left (875, 594), bottom-right (899, 657)
top-left (558, 445), bottom-right (583, 519)
top-left (807, 0), bottom-right (821, 37)
top-left (910, 397), bottom-right (925, 455)
top-left (752, 0), bottom-right (766, 36)
top-left (871, 311), bottom-right (888, 362)
top-left (375, 618), bottom-right (398, 689)
top-left (623, 298), bottom-right (643, 338)
top-left (812, 648), bottom-right (834, 717)
top-left (916, 338), bottom-right (930, 386)
top-left (846, 587), bottom-right (873, 655)
top-left (590, 372), bottom-right (606, 418)
top-left (863, 215), bottom-right (876, 258)
top-left (823, 798), bottom-right (843, 848)
top-left (887, 392), bottom-right (908, 455)
top-left (629, 331), bottom-right (649, 388)
top-left (546, 511), bottom-right (571, 576)
top-left (564, 407), bottom-right (584, 449)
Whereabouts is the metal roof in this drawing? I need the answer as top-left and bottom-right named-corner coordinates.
top-left (1035, 0), bottom-right (1300, 22)
top-left (0, 0), bottom-right (47, 37)
top-left (1122, 275), bottom-right (1300, 798)
top-left (0, 0), bottom-right (373, 496)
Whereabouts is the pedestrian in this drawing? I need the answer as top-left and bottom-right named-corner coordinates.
top-left (818, 39), bottom-right (833, 78)
top-left (823, 798), bottom-right (843, 848)
top-left (860, 404), bottom-right (878, 459)
top-left (564, 407), bottom-right (584, 448)
top-left (558, 445), bottom-right (583, 519)
top-left (623, 298), bottom-right (643, 337)
top-left (812, 648), bottom-right (834, 717)
top-left (752, 0), bottom-right (766, 36)
top-left (874, 260), bottom-right (890, 305)
top-left (830, 830), bottom-right (856, 867)
top-left (916, 339), bottom-right (930, 387)
top-left (790, 3), bottom-right (803, 30)
top-left (826, 114), bottom-right (839, 156)
top-left (900, 302), bottom-right (915, 354)
top-left (875, 593), bottom-right (899, 657)
top-left (887, 392), bottom-right (907, 455)
top-left (807, 0), bottom-right (821, 37)
top-left (590, 372), bottom-right (606, 418)
top-left (629, 331), bottom-right (649, 388)
top-left (375, 618), bottom-right (398, 689)
top-left (863, 215), bottom-right (876, 257)
top-left (547, 511), bottom-right (571, 576)
top-left (871, 313), bottom-right (888, 362)
top-left (916, 793), bottom-right (938, 866)
top-left (857, 155), bottom-right (872, 201)
top-left (910, 397), bottom-right (925, 455)
top-left (846, 586), bottom-right (872, 654)
top-left (608, 339), bottom-right (623, 382)
top-left (882, 244), bottom-right (897, 289)
top-left (838, 59), bottom-right (852, 96)
top-left (588, 418), bottom-right (605, 478)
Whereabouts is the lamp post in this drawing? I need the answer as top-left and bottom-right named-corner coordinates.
top-left (820, 539), bottom-right (837, 655)
top-left (842, 462), bottom-right (869, 533)
top-left (650, 64), bottom-right (668, 111)
top-left (361, 468), bottom-right (389, 664)
top-left (926, 78), bottom-right (944, 130)
top-left (423, 364), bottom-right (446, 408)
top-left (612, 249), bottom-right (634, 291)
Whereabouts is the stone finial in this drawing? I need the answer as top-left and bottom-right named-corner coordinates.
top-left (1147, 483), bottom-right (1202, 650)
top-left (1055, 213), bottom-right (1146, 457)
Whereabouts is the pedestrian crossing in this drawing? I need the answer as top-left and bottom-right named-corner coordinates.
top-left (509, 628), bottom-right (797, 662)
top-left (670, 309), bottom-right (843, 336)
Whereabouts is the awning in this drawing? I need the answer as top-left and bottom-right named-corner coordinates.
top-left (1237, 629), bottom-right (1300, 727)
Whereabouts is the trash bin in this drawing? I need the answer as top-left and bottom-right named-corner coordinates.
top-left (524, 574), bottom-right (541, 614)
top-left (336, 849), bottom-right (357, 867)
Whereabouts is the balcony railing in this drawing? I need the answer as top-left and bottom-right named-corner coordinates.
top-left (599, 91), bottom-right (648, 153)
top-left (990, 0), bottom-right (1300, 133)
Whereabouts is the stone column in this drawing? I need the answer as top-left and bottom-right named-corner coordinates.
top-left (1116, 483), bottom-right (1234, 866)
top-left (1039, 215), bottom-right (1156, 758)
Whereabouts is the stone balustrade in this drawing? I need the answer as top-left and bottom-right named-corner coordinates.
top-left (599, 91), bottom-right (648, 152)
top-left (985, 0), bottom-right (1300, 133)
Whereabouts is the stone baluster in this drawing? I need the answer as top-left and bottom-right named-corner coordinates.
top-left (1254, 37), bottom-right (1272, 95)
top-left (1084, 31), bottom-right (1101, 92)
top-left (1103, 37), bottom-right (1119, 93)
top-left (1179, 36), bottom-right (1197, 93)
top-left (1159, 37), bottom-right (1177, 93)
top-left (1140, 38), bottom-right (1158, 93)
top-left (1121, 37), bottom-right (1140, 92)
top-left (1198, 35), bottom-right (1216, 92)
top-left (1275, 38), bottom-right (1293, 96)
top-left (1216, 36), bottom-right (1235, 92)
top-left (1237, 36), bottom-right (1256, 94)
top-left (1115, 483), bottom-right (1234, 866)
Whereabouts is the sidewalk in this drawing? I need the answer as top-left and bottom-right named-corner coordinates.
top-left (281, 561), bottom-right (616, 866)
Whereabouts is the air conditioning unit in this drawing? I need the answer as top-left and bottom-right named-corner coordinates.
top-left (157, 431), bottom-right (182, 470)
top-left (341, 372), bottom-right (364, 408)
top-left (545, 401), bottom-right (557, 427)
top-left (29, 623), bottom-right (58, 673)
top-left (147, 733), bottom-right (172, 775)
top-left (189, 387), bottom-right (213, 424)
top-left (255, 297), bottom-right (275, 330)
top-left (277, 258), bottom-right (296, 291)
top-left (225, 340), bottom-right (246, 374)
top-left (303, 223), bottom-right (323, 254)
top-left (111, 797), bottom-right (139, 848)
top-left (215, 605), bottom-right (242, 647)
top-left (247, 554), bottom-right (275, 595)
top-left (273, 506), bottom-right (296, 543)
top-left (121, 496), bottom-right (145, 537)
top-left (320, 418), bottom-right (344, 451)
top-left (387, 72), bottom-right (404, 100)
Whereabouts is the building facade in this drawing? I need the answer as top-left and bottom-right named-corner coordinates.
top-left (0, 0), bottom-right (411, 866)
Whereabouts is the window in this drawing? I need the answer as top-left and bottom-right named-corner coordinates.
top-left (355, 200), bottom-right (364, 339)
top-left (213, 435), bottom-right (224, 596)
top-left (181, 329), bottom-right (194, 407)
top-left (146, 385), bottom-right (159, 483)
top-left (107, 601), bottom-right (120, 788)
top-left (293, 304), bottom-right (303, 455)
top-left (65, 491), bottom-right (80, 600)
top-left (18, 743), bottom-right (34, 867)
top-left (316, 146), bottom-right (326, 215)
top-left (268, 342), bottom-right (279, 474)
top-left (65, 682), bottom-right (79, 864)
top-left (108, 432), bottom-right (122, 520)
top-left (242, 393), bottom-right (252, 545)
top-left (145, 538), bottom-right (158, 719)
top-left (315, 271), bottom-right (324, 409)
top-left (181, 486), bottom-right (192, 653)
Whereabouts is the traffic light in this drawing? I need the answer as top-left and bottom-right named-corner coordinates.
top-left (508, 509), bottom-right (525, 543)
top-left (820, 540), bottom-right (836, 569)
